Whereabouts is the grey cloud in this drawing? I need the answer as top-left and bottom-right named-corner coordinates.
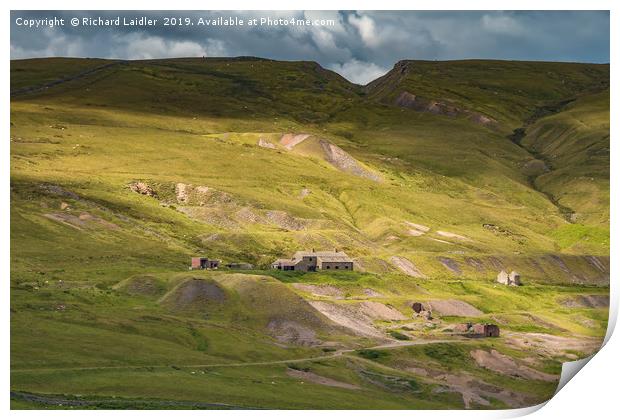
top-left (10, 10), bottom-right (610, 84)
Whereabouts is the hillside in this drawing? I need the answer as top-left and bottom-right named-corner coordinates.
top-left (10, 57), bottom-right (609, 409)
top-left (520, 91), bottom-right (610, 227)
top-left (365, 59), bottom-right (609, 128)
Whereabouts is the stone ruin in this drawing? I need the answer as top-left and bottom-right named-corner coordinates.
top-left (497, 270), bottom-right (521, 286)
top-left (411, 302), bottom-right (432, 320)
top-left (472, 323), bottom-right (500, 337)
top-left (129, 181), bottom-right (157, 197)
top-left (455, 322), bottom-right (500, 338)
top-left (454, 322), bottom-right (472, 333)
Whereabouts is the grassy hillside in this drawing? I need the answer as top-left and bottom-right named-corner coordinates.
top-left (520, 90), bottom-right (610, 227)
top-left (10, 57), bottom-right (112, 91)
top-left (10, 57), bottom-right (609, 409)
top-left (366, 59), bottom-right (609, 128)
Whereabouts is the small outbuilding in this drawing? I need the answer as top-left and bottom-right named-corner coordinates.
top-left (411, 302), bottom-right (432, 320)
top-left (454, 322), bottom-right (472, 333)
top-left (271, 258), bottom-right (296, 271)
top-left (497, 270), bottom-right (521, 286)
top-left (496, 270), bottom-right (509, 285)
top-left (190, 257), bottom-right (219, 270)
top-left (456, 322), bottom-right (500, 337)
top-left (471, 323), bottom-right (500, 337)
top-left (226, 262), bottom-right (254, 270)
top-left (412, 302), bottom-right (424, 314)
top-left (509, 271), bottom-right (521, 286)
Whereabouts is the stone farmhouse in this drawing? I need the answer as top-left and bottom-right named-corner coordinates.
top-left (271, 249), bottom-right (353, 271)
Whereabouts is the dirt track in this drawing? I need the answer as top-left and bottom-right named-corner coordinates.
top-left (11, 336), bottom-right (571, 409)
top-left (10, 337), bottom-right (456, 374)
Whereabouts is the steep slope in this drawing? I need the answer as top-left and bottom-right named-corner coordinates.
top-left (520, 91), bottom-right (610, 226)
top-left (366, 60), bottom-right (609, 129)
top-left (360, 59), bottom-right (609, 255)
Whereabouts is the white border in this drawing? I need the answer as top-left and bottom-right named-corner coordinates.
top-left (3, 2), bottom-right (617, 420)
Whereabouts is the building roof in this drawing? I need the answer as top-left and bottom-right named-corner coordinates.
top-left (293, 250), bottom-right (350, 259)
top-left (317, 256), bottom-right (352, 263)
top-left (272, 258), bottom-right (296, 265)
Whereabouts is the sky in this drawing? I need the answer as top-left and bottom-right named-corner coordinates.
top-left (10, 10), bottom-right (610, 84)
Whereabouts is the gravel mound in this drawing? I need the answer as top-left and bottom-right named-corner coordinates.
top-left (390, 256), bottom-right (427, 278)
top-left (160, 278), bottom-right (226, 311)
top-left (426, 299), bottom-right (482, 317)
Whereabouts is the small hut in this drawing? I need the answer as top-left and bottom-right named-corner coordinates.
top-left (471, 323), bottom-right (500, 337)
top-left (485, 324), bottom-right (501, 337)
top-left (496, 270), bottom-right (509, 285)
top-left (190, 257), bottom-right (219, 270)
top-left (454, 322), bottom-right (472, 333)
top-left (497, 270), bottom-right (521, 286)
top-left (508, 271), bottom-right (521, 286)
top-left (226, 262), bottom-right (254, 270)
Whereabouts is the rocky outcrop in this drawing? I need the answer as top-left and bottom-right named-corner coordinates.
top-left (438, 257), bottom-right (462, 274)
top-left (129, 181), bottom-right (157, 197)
top-left (560, 294), bottom-right (609, 308)
top-left (258, 138), bottom-right (276, 149)
top-left (395, 91), bottom-right (497, 127)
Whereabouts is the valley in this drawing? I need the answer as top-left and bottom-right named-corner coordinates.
top-left (10, 57), bottom-right (609, 409)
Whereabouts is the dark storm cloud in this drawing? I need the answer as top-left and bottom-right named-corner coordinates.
top-left (10, 10), bottom-right (610, 84)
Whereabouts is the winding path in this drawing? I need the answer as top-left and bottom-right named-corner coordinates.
top-left (11, 337), bottom-right (459, 374)
top-left (10, 337), bottom-right (461, 409)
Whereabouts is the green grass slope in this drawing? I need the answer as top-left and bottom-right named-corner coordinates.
top-left (10, 57), bottom-right (609, 409)
top-left (521, 90), bottom-right (609, 230)
top-left (10, 57), bottom-right (112, 91)
top-left (366, 59), bottom-right (609, 128)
